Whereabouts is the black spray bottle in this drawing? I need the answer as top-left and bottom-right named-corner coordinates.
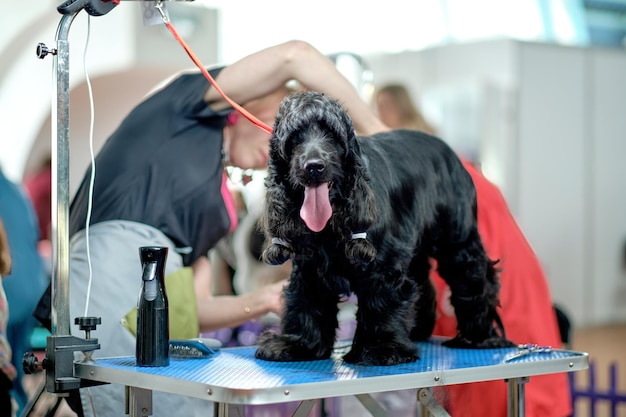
top-left (136, 246), bottom-right (170, 367)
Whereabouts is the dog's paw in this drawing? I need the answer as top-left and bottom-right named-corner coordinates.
top-left (254, 330), bottom-right (331, 362)
top-left (343, 342), bottom-right (419, 366)
top-left (443, 335), bottom-right (516, 349)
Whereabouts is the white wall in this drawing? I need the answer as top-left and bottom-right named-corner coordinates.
top-left (515, 43), bottom-right (626, 326)
top-left (516, 43), bottom-right (588, 323)
top-left (589, 48), bottom-right (626, 322)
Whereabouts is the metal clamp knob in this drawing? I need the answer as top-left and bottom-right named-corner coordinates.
top-left (36, 42), bottom-right (57, 59)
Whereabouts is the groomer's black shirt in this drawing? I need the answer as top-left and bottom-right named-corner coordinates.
top-left (70, 68), bottom-right (232, 266)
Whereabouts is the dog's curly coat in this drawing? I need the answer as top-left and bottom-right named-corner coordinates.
top-left (255, 91), bottom-right (514, 366)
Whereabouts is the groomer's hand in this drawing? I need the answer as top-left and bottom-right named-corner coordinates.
top-left (256, 279), bottom-right (288, 316)
top-left (192, 255), bottom-right (213, 301)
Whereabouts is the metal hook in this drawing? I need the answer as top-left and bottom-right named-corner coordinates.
top-left (154, 0), bottom-right (169, 24)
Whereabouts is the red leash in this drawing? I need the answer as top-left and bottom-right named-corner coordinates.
top-left (158, 5), bottom-right (273, 135)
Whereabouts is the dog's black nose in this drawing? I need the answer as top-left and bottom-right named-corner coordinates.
top-left (305, 159), bottom-right (325, 176)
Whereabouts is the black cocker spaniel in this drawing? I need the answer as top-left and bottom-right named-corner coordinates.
top-left (256, 91), bottom-right (513, 366)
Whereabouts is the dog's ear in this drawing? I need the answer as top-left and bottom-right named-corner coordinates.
top-left (259, 172), bottom-right (297, 265)
top-left (270, 91), bottom-right (306, 162)
top-left (341, 135), bottom-right (378, 266)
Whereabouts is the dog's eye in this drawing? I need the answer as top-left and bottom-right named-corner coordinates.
top-left (279, 140), bottom-right (292, 160)
top-left (279, 134), bottom-right (302, 159)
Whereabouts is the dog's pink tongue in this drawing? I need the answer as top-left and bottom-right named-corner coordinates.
top-left (300, 182), bottom-right (332, 232)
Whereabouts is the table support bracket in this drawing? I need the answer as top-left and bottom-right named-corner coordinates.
top-left (417, 388), bottom-right (451, 417)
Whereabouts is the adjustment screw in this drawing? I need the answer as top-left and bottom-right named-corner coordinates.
top-left (22, 352), bottom-right (41, 374)
top-left (75, 316), bottom-right (102, 339)
top-left (36, 43), bottom-right (57, 59)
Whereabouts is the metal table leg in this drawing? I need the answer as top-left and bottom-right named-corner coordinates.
top-left (291, 400), bottom-right (317, 417)
top-left (355, 393), bottom-right (388, 417)
top-left (214, 402), bottom-right (245, 417)
top-left (126, 386), bottom-right (153, 417)
top-left (507, 376), bottom-right (529, 417)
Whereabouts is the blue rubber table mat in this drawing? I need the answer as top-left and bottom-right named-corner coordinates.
top-left (75, 340), bottom-right (588, 405)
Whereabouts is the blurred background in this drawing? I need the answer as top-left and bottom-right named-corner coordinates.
top-left (1, 1), bottom-right (625, 414)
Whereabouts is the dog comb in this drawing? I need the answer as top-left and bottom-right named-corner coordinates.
top-left (169, 338), bottom-right (222, 358)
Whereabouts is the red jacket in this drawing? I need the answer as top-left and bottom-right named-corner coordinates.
top-left (430, 160), bottom-right (572, 417)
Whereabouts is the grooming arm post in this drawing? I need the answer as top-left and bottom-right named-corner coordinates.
top-left (51, 11), bottom-right (74, 338)
top-left (49, 15), bottom-right (102, 393)
top-left (25, 9), bottom-right (102, 396)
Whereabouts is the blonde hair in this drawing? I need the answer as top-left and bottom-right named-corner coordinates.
top-left (376, 84), bottom-right (436, 135)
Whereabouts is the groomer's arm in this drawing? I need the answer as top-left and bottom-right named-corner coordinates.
top-left (192, 256), bottom-right (286, 332)
top-left (205, 40), bottom-right (389, 135)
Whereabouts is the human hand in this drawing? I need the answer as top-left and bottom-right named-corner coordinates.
top-left (258, 279), bottom-right (288, 316)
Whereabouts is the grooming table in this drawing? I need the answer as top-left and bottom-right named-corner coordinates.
top-left (74, 339), bottom-right (588, 417)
